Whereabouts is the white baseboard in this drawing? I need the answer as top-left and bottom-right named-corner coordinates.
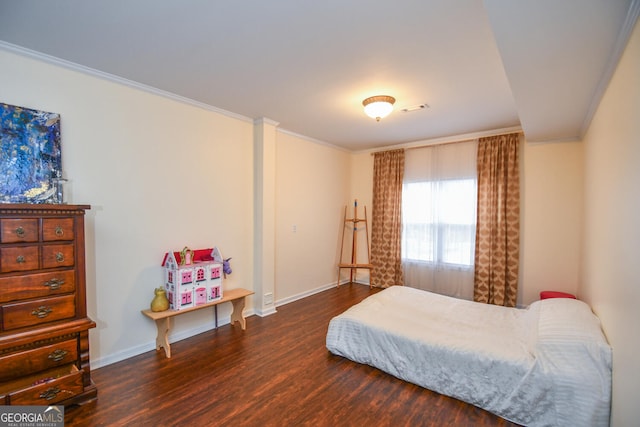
top-left (275, 282), bottom-right (336, 307)
top-left (254, 306), bottom-right (277, 317)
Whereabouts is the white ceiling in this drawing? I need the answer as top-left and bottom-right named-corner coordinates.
top-left (0, 0), bottom-right (638, 151)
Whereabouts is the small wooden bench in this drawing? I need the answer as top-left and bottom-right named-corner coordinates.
top-left (141, 287), bottom-right (254, 358)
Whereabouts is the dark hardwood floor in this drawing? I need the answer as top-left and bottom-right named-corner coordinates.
top-left (65, 284), bottom-right (520, 426)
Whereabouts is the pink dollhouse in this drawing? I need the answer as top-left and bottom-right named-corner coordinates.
top-left (162, 247), bottom-right (224, 310)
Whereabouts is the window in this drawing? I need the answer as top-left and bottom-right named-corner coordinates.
top-left (402, 178), bottom-right (476, 267)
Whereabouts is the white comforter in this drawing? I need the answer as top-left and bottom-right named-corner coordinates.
top-left (326, 286), bottom-right (611, 426)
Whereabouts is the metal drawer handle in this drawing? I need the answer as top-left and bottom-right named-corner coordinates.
top-left (48, 349), bottom-right (69, 362)
top-left (16, 255), bottom-right (25, 264)
top-left (55, 252), bottom-right (64, 263)
top-left (44, 278), bottom-right (65, 290)
top-left (16, 226), bottom-right (25, 238)
top-left (40, 386), bottom-right (61, 401)
top-left (31, 306), bottom-right (53, 318)
top-left (55, 226), bottom-right (64, 236)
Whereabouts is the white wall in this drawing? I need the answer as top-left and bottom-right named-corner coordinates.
top-left (580, 18), bottom-right (640, 426)
top-left (1, 49), bottom-right (255, 367)
top-left (275, 131), bottom-right (350, 302)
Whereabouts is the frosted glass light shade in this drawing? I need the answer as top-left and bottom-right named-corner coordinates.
top-left (363, 95), bottom-right (395, 121)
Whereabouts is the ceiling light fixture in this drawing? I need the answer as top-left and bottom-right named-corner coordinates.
top-left (362, 95), bottom-right (395, 121)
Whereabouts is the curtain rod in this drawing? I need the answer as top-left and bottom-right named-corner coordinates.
top-left (369, 128), bottom-right (523, 155)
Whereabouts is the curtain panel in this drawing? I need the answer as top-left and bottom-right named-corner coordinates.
top-left (474, 133), bottom-right (520, 307)
top-left (402, 140), bottom-right (478, 300)
top-left (371, 149), bottom-right (405, 288)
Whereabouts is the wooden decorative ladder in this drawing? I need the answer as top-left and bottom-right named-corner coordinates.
top-left (337, 199), bottom-right (373, 286)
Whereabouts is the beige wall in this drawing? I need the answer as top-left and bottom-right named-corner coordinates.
top-left (274, 131), bottom-right (350, 302)
top-left (348, 152), bottom-right (374, 283)
top-left (0, 47), bottom-right (356, 367)
top-left (1, 49), bottom-right (256, 367)
top-left (580, 19), bottom-right (640, 426)
top-left (350, 152), bottom-right (374, 207)
top-left (520, 140), bottom-right (583, 304)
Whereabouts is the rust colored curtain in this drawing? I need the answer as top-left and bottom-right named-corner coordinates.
top-left (370, 149), bottom-right (404, 288)
top-left (474, 133), bottom-right (520, 306)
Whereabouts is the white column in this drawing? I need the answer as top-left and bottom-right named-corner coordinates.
top-left (253, 118), bottom-right (278, 316)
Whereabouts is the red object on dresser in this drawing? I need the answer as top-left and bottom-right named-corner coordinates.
top-left (540, 291), bottom-right (577, 300)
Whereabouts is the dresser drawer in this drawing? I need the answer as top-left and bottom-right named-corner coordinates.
top-left (0, 219), bottom-right (39, 243)
top-left (0, 270), bottom-right (76, 304)
top-left (41, 244), bottom-right (74, 269)
top-left (0, 338), bottom-right (78, 382)
top-left (42, 218), bottom-right (75, 242)
top-left (2, 295), bottom-right (76, 331)
top-left (0, 246), bottom-right (40, 273)
top-left (0, 364), bottom-right (83, 405)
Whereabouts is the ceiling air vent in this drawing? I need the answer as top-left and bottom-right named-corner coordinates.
top-left (401, 104), bottom-right (429, 113)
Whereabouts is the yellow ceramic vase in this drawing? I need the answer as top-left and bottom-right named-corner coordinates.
top-left (150, 287), bottom-right (170, 312)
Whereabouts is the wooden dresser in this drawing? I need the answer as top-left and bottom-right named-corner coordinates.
top-left (0, 204), bottom-right (96, 406)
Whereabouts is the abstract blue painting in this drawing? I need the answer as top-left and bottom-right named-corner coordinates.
top-left (0, 102), bottom-right (62, 204)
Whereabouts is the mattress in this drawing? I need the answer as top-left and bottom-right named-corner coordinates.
top-left (326, 286), bottom-right (611, 426)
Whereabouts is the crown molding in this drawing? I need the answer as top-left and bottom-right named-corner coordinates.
top-left (253, 117), bottom-right (280, 127)
top-left (360, 126), bottom-right (524, 155)
top-left (0, 40), bottom-right (253, 124)
top-left (276, 128), bottom-right (349, 152)
top-left (578, 0), bottom-right (640, 138)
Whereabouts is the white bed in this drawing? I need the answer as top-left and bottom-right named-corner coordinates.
top-left (326, 286), bottom-right (611, 427)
